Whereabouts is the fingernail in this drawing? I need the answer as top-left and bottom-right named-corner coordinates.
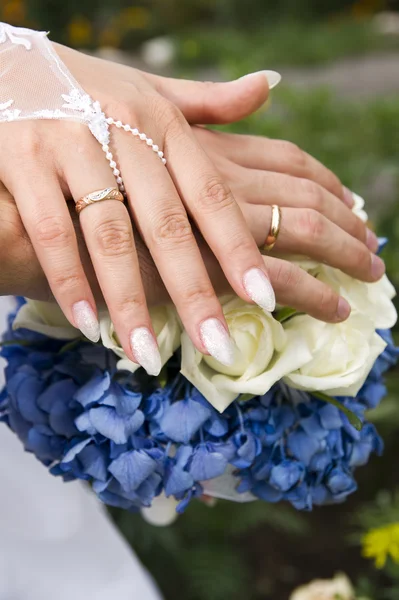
top-left (240, 70), bottom-right (282, 90)
top-left (72, 300), bottom-right (100, 343)
top-left (200, 318), bottom-right (235, 366)
top-left (243, 267), bottom-right (276, 312)
top-left (130, 327), bottom-right (162, 376)
top-left (337, 297), bottom-right (351, 321)
top-left (366, 228), bottom-right (379, 253)
top-left (343, 187), bottom-right (355, 208)
top-left (371, 255), bottom-right (385, 280)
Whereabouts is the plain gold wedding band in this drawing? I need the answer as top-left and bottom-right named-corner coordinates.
top-left (75, 187), bottom-right (124, 215)
top-left (263, 205), bottom-right (282, 252)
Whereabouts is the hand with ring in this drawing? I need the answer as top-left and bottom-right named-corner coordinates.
top-left (1, 37), bottom-right (281, 374)
top-left (1, 129), bottom-right (385, 326)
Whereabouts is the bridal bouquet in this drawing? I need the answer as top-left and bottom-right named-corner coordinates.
top-left (1, 197), bottom-right (397, 517)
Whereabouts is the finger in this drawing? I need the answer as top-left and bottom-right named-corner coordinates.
top-left (164, 115), bottom-right (277, 314)
top-left (243, 205), bottom-right (385, 283)
top-left (144, 70), bottom-right (280, 124)
top-left (234, 168), bottom-right (377, 251)
top-left (263, 255), bottom-right (351, 323)
top-left (64, 148), bottom-right (163, 376)
top-left (110, 129), bottom-right (236, 367)
top-left (10, 171), bottom-right (100, 341)
top-left (195, 240), bottom-right (351, 324)
top-left (199, 130), bottom-right (354, 207)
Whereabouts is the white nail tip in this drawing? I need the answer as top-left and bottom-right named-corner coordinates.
top-left (262, 70), bottom-right (282, 89)
top-left (200, 318), bottom-right (235, 367)
top-left (243, 268), bottom-right (276, 313)
top-left (72, 301), bottom-right (100, 343)
top-left (130, 327), bottom-right (162, 377)
top-left (242, 70), bottom-right (282, 90)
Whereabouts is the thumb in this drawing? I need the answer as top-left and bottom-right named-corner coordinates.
top-left (145, 70), bottom-right (281, 124)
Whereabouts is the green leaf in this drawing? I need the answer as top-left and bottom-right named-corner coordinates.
top-left (275, 307), bottom-right (298, 322)
top-left (312, 391), bottom-right (362, 431)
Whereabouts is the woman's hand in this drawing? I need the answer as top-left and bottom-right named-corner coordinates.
top-left (1, 39), bottom-right (279, 373)
top-left (193, 127), bottom-right (385, 284)
top-left (0, 135), bottom-right (383, 327)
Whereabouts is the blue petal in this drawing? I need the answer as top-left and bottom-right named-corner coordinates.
top-left (164, 465), bottom-right (194, 496)
top-left (326, 467), bottom-right (357, 499)
top-left (79, 444), bottom-right (109, 481)
top-left (75, 412), bottom-right (97, 435)
top-left (270, 460), bottom-right (304, 492)
top-left (188, 444), bottom-right (227, 481)
top-left (9, 371), bottom-right (47, 424)
top-left (309, 451), bottom-right (332, 473)
top-left (287, 429), bottom-right (321, 466)
top-left (252, 482), bottom-right (283, 503)
top-left (160, 397), bottom-right (211, 443)
top-left (109, 450), bottom-right (157, 492)
top-left (88, 406), bottom-right (144, 444)
top-left (74, 372), bottom-right (110, 407)
top-left (62, 438), bottom-right (91, 463)
top-left (300, 414), bottom-right (328, 440)
top-left (49, 399), bottom-right (78, 438)
top-left (100, 384), bottom-right (142, 416)
top-left (318, 404), bottom-right (342, 430)
top-left (37, 379), bottom-right (78, 413)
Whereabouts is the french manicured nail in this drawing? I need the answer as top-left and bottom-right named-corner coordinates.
top-left (241, 70), bottom-right (282, 90)
top-left (72, 300), bottom-right (100, 343)
top-left (337, 297), bottom-right (351, 321)
top-left (243, 268), bottom-right (276, 312)
top-left (200, 318), bottom-right (235, 366)
top-left (343, 187), bottom-right (355, 208)
top-left (371, 255), bottom-right (385, 280)
top-left (366, 228), bottom-right (379, 252)
top-left (130, 327), bottom-right (162, 376)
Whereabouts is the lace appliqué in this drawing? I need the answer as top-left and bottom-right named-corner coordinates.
top-left (0, 22), bottom-right (46, 50)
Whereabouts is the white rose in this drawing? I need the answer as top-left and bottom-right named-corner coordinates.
top-left (180, 296), bottom-right (313, 413)
top-left (283, 313), bottom-right (387, 397)
top-left (290, 573), bottom-right (357, 600)
top-left (13, 300), bottom-right (79, 339)
top-left (290, 258), bottom-right (397, 330)
top-left (101, 305), bottom-right (182, 373)
top-left (318, 267), bottom-right (396, 330)
top-left (352, 192), bottom-right (368, 223)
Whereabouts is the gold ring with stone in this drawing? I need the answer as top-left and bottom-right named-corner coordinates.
top-left (75, 187), bottom-right (124, 215)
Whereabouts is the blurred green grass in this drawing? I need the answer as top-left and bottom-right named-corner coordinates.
top-left (174, 19), bottom-right (399, 71)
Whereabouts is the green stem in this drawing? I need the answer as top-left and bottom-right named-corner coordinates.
top-left (313, 391), bottom-right (362, 431)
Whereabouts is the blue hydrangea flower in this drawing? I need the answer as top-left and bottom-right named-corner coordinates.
top-left (0, 302), bottom-right (396, 514)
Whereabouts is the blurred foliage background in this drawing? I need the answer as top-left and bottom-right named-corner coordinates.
top-left (4, 0), bottom-right (399, 598)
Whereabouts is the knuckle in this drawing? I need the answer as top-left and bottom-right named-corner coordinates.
top-left (18, 127), bottom-right (42, 159)
top-left (299, 179), bottom-right (325, 212)
top-left (94, 218), bottom-right (134, 257)
top-left (112, 290), bottom-right (146, 316)
top-left (52, 270), bottom-right (82, 294)
top-left (280, 141), bottom-right (307, 171)
top-left (152, 209), bottom-right (192, 246)
top-left (317, 286), bottom-right (338, 319)
top-left (104, 97), bottom-right (135, 125)
top-left (272, 261), bottom-right (301, 290)
top-left (159, 99), bottom-right (187, 138)
top-left (354, 244), bottom-right (371, 275)
top-left (198, 177), bottom-right (235, 213)
top-left (34, 215), bottom-right (72, 248)
top-left (180, 283), bottom-right (216, 308)
top-left (299, 208), bottom-right (325, 241)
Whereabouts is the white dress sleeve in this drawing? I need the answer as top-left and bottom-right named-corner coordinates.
top-left (0, 22), bottom-right (110, 145)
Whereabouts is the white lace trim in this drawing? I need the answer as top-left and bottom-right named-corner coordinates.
top-left (0, 23), bottom-right (110, 145)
